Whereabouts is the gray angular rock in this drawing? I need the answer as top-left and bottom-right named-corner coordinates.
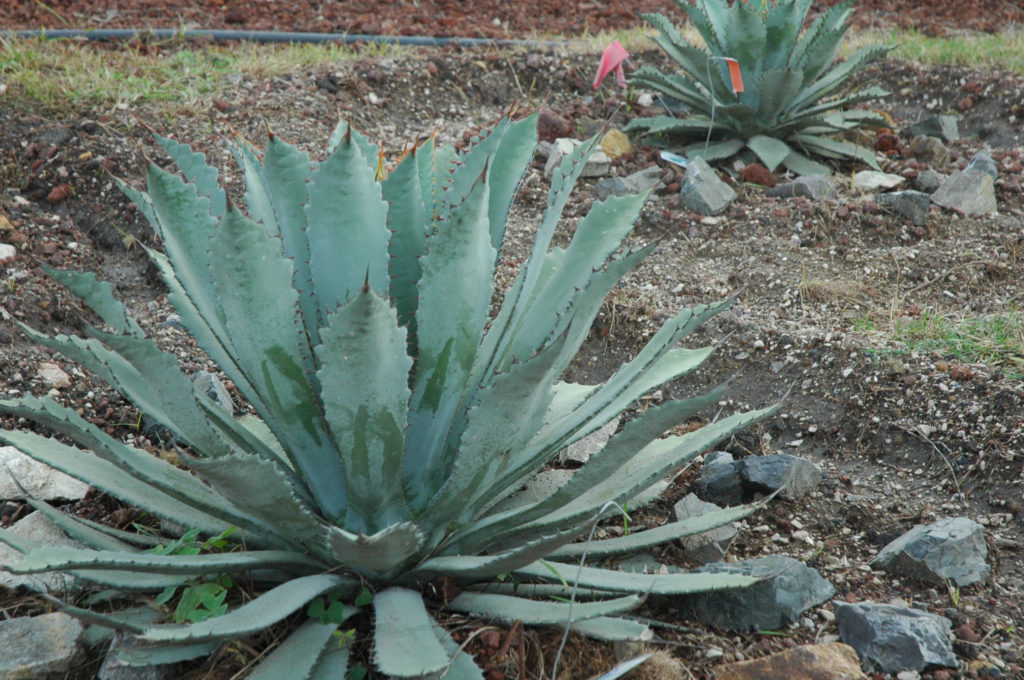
top-left (673, 493), bottom-right (737, 563)
top-left (765, 174), bottom-right (835, 200)
top-left (740, 453), bottom-right (822, 500)
top-left (0, 445), bottom-right (90, 501)
top-left (679, 156), bottom-right (736, 215)
top-left (908, 135), bottom-right (950, 167)
top-left (834, 601), bottom-right (956, 672)
top-left (560, 417), bottom-right (619, 465)
top-left (593, 166), bottom-right (663, 201)
top-left (931, 169), bottom-right (997, 215)
top-left (0, 613), bottom-right (85, 679)
top-left (684, 555), bottom-right (835, 631)
top-left (966, 147), bottom-right (998, 179)
top-left (908, 115), bottom-right (960, 142)
top-left (877, 190), bottom-right (932, 226)
top-left (870, 516), bottom-right (989, 587)
top-left (0, 512), bottom-right (83, 592)
top-left (694, 452), bottom-right (743, 506)
top-left (915, 169), bottom-right (945, 193)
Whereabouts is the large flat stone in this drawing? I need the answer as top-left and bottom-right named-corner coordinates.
top-left (0, 511), bottom-right (83, 592)
top-left (0, 613), bottom-right (84, 680)
top-left (835, 601), bottom-right (956, 672)
top-left (931, 168), bottom-right (997, 215)
top-left (679, 156), bottom-right (736, 215)
top-left (684, 555), bottom-right (835, 631)
top-left (0, 446), bottom-right (90, 501)
top-left (871, 516), bottom-right (989, 587)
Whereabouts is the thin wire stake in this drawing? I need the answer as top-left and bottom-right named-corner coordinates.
top-left (550, 500), bottom-right (630, 680)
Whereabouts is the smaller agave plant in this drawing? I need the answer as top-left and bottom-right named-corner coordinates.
top-left (627, 0), bottom-right (892, 174)
top-left (0, 113), bottom-right (775, 677)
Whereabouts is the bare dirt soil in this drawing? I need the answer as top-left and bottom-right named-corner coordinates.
top-left (1, 2), bottom-right (1023, 679)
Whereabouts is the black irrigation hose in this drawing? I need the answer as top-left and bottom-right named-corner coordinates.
top-left (0, 28), bottom-right (564, 48)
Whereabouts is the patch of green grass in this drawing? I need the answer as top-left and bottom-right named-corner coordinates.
top-left (894, 309), bottom-right (1024, 370)
top-left (848, 27), bottom-right (1024, 74)
top-left (0, 37), bottom-right (403, 113)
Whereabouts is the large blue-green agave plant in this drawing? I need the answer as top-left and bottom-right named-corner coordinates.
top-left (0, 113), bottom-right (773, 677)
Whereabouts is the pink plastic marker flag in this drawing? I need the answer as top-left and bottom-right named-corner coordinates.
top-left (724, 57), bottom-right (744, 93)
top-left (593, 40), bottom-right (629, 89)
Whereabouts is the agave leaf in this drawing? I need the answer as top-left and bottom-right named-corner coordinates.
top-left (747, 134), bottom-right (794, 172)
top-left (571, 617), bottom-right (652, 642)
top-left (790, 46), bottom-right (893, 113)
top-left (411, 528), bottom-right (581, 581)
top-left (727, 0), bottom-right (767, 90)
top-left (513, 561), bottom-right (756, 596)
top-left (763, 0), bottom-right (813, 71)
top-left (787, 85), bottom-right (891, 127)
top-left (501, 406), bottom-right (776, 547)
top-left (791, 133), bottom-right (879, 168)
top-left (543, 381), bottom-right (600, 429)
top-left (509, 191), bottom-right (646, 358)
top-left (181, 453), bottom-right (326, 551)
top-left (316, 286), bottom-right (413, 533)
top-left (4, 546), bottom-right (324, 576)
top-left (306, 125), bottom-right (390, 313)
top-left (193, 403), bottom-right (291, 470)
top-left (247, 620), bottom-right (344, 680)
top-left (687, 138), bottom-right (746, 163)
top-left (382, 143), bottom-right (428, 347)
top-left (209, 205), bottom-right (348, 519)
top-left (782, 149), bottom-right (833, 176)
top-left (114, 640), bottom-right (222, 667)
top-left (42, 267), bottom-right (143, 338)
top-left (144, 165), bottom-right (228, 349)
top-left (447, 591), bottom-right (643, 626)
top-left (422, 622), bottom-right (485, 680)
top-left (476, 134), bottom-right (598, 382)
top-left (0, 396), bottom-right (233, 514)
top-left (0, 428), bottom-right (235, 537)
top-left (23, 498), bottom-right (137, 552)
top-left (628, 66), bottom-right (712, 112)
top-left (140, 573), bottom-right (358, 643)
top-left (685, 0), bottom-right (727, 55)
top-left (17, 326), bottom-right (227, 456)
top-left (307, 646), bottom-right (350, 680)
top-left (373, 587), bottom-right (449, 677)
top-left (548, 501), bottom-right (763, 559)
top-left (141, 246), bottom-right (270, 421)
top-left (756, 69), bottom-right (804, 128)
top-left (153, 133), bottom-right (226, 217)
top-left (405, 170), bottom-right (495, 508)
top-left (796, 24), bottom-right (847, 89)
top-left (230, 138), bottom-right (278, 236)
top-left (429, 333), bottom-right (567, 528)
top-left (326, 523), bottom-right (424, 579)
top-left (261, 135), bottom-right (317, 340)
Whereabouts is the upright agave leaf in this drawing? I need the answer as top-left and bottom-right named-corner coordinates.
top-left (627, 0), bottom-right (893, 173)
top-left (0, 113), bottom-right (777, 676)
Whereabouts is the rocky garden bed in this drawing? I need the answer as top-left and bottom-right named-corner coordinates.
top-left (1, 2), bottom-right (1023, 679)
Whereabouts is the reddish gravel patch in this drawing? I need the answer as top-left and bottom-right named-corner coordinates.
top-left (2, 0), bottom-right (1022, 39)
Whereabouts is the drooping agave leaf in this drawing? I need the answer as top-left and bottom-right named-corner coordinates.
top-left (513, 561), bottom-right (757, 595)
top-left (373, 588), bottom-right (449, 677)
top-left (139, 574), bottom-right (358, 643)
top-left (246, 620), bottom-right (346, 680)
top-left (42, 266), bottom-right (143, 338)
top-left (446, 591), bottom-right (644, 626)
top-left (153, 133), bottom-right (226, 218)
